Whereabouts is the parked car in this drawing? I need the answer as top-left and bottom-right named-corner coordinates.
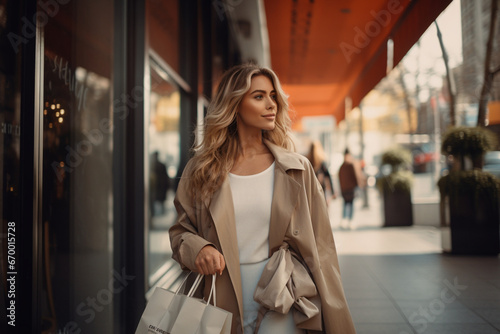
top-left (483, 151), bottom-right (500, 179)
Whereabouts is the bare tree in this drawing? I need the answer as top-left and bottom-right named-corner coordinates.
top-left (398, 63), bottom-right (414, 144)
top-left (477, 0), bottom-right (499, 127)
top-left (435, 21), bottom-right (456, 127)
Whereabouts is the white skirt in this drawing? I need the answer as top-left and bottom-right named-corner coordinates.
top-left (240, 260), bottom-right (305, 334)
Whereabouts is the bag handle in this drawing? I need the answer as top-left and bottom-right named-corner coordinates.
top-left (174, 272), bottom-right (203, 296)
top-left (174, 272), bottom-right (217, 306)
top-left (207, 274), bottom-right (216, 306)
top-left (187, 273), bottom-right (204, 297)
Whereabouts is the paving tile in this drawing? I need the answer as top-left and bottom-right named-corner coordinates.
top-left (429, 309), bottom-right (485, 324)
top-left (383, 281), bottom-right (448, 301)
top-left (396, 299), bottom-right (469, 318)
top-left (475, 308), bottom-right (500, 324)
top-left (344, 285), bottom-right (389, 300)
top-left (460, 299), bottom-right (500, 308)
top-left (346, 298), bottom-right (395, 308)
top-left (340, 271), bottom-right (380, 284)
top-left (349, 306), bottom-right (407, 324)
top-left (353, 323), bottom-right (414, 334)
top-left (341, 277), bottom-right (379, 287)
top-left (416, 323), bottom-right (500, 334)
top-left (334, 228), bottom-right (442, 255)
top-left (458, 285), bottom-right (500, 300)
top-left (399, 307), bottom-right (485, 328)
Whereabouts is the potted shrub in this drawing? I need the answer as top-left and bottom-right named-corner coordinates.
top-left (438, 126), bottom-right (500, 255)
top-left (441, 126), bottom-right (497, 170)
top-left (376, 147), bottom-right (414, 227)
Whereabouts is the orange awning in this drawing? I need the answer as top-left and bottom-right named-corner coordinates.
top-left (264, 0), bottom-right (453, 124)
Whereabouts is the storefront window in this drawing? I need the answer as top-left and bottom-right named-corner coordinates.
top-left (148, 0), bottom-right (179, 74)
top-left (147, 53), bottom-right (182, 286)
top-left (40, 1), bottom-right (115, 332)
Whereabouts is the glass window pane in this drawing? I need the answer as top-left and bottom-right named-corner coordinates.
top-left (40, 1), bottom-right (115, 332)
top-left (147, 57), bottom-right (181, 285)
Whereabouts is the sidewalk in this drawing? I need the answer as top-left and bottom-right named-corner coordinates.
top-left (331, 188), bottom-right (500, 334)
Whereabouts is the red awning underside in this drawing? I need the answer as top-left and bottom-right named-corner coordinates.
top-left (264, 0), bottom-right (453, 125)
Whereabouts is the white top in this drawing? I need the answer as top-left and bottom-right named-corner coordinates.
top-left (228, 162), bottom-right (275, 264)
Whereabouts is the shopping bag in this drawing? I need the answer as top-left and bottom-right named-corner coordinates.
top-left (134, 286), bottom-right (179, 334)
top-left (135, 273), bottom-right (232, 334)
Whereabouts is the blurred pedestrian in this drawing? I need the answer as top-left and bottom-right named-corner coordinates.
top-left (306, 140), bottom-right (336, 204)
top-left (169, 63), bottom-right (355, 333)
top-left (338, 148), bottom-right (358, 229)
top-left (150, 151), bottom-right (170, 216)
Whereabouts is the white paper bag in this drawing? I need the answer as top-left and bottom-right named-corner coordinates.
top-left (135, 273), bottom-right (232, 334)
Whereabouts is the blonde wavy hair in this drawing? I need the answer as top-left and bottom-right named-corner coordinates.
top-left (188, 63), bottom-right (295, 199)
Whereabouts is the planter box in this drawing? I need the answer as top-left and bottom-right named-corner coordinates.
top-left (383, 189), bottom-right (413, 227)
top-left (413, 196), bottom-right (440, 227)
top-left (443, 192), bottom-right (500, 255)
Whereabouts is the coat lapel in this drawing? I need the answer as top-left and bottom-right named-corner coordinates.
top-left (268, 166), bottom-right (301, 253)
top-left (207, 177), bottom-right (243, 314)
top-left (265, 140), bottom-right (305, 253)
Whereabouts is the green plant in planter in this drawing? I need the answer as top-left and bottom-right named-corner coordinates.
top-left (377, 170), bottom-right (413, 193)
top-left (381, 147), bottom-right (412, 170)
top-left (438, 170), bottom-right (500, 205)
top-left (441, 126), bottom-right (497, 168)
top-left (438, 126), bottom-right (500, 255)
top-left (438, 169), bottom-right (500, 255)
top-left (377, 147), bottom-right (414, 227)
top-left (376, 147), bottom-right (413, 194)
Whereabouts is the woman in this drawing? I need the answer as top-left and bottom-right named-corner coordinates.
top-left (338, 148), bottom-right (359, 229)
top-left (306, 140), bottom-right (336, 204)
top-left (169, 64), bottom-right (355, 334)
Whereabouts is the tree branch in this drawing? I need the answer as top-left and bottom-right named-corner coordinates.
top-left (477, 0), bottom-right (499, 127)
top-left (435, 21), bottom-right (456, 127)
top-left (492, 65), bottom-right (500, 77)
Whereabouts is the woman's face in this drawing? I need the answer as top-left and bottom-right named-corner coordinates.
top-left (237, 75), bottom-right (277, 134)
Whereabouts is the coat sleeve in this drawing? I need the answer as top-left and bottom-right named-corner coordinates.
top-left (169, 160), bottom-right (214, 272)
top-left (302, 162), bottom-right (357, 333)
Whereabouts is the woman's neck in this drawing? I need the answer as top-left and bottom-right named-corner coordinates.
top-left (237, 129), bottom-right (265, 157)
top-left (238, 138), bottom-right (267, 158)
top-left (231, 139), bottom-right (274, 175)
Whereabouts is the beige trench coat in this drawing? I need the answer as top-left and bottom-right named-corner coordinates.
top-left (169, 140), bottom-right (356, 334)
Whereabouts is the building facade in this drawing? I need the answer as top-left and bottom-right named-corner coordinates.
top-left (0, 0), bottom-right (256, 332)
top-left (461, 0), bottom-right (500, 104)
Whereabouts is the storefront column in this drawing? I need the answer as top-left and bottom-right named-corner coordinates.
top-left (113, 0), bottom-right (147, 332)
top-left (178, 0), bottom-right (198, 174)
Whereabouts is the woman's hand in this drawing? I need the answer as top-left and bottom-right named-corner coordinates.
top-left (195, 246), bottom-right (226, 275)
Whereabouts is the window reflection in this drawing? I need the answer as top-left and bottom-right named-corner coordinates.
top-left (42, 49), bottom-right (114, 333)
top-left (147, 56), bottom-right (181, 284)
top-left (40, 0), bottom-right (114, 330)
